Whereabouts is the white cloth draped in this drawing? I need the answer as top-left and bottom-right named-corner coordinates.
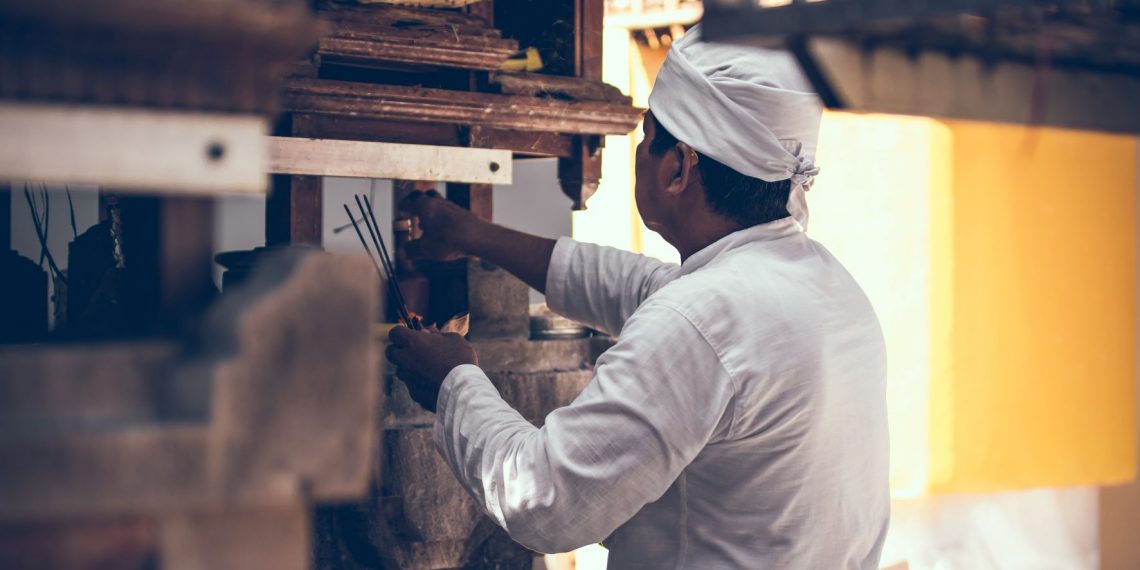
top-left (433, 220), bottom-right (891, 568)
top-left (648, 24), bottom-right (823, 227)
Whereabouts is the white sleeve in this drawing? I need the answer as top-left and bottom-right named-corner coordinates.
top-left (433, 301), bottom-right (735, 554)
top-left (545, 237), bottom-right (682, 336)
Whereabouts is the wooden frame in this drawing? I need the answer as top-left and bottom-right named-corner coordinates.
top-left (0, 104), bottom-right (268, 194)
top-left (267, 137), bottom-right (513, 184)
top-left (284, 78), bottom-right (642, 136)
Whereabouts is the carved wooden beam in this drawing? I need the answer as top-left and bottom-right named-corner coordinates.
top-left (489, 71), bottom-right (631, 104)
top-left (284, 77), bottom-right (643, 136)
top-left (318, 4), bottom-right (518, 71)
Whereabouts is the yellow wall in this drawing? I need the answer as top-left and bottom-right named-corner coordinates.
top-left (930, 122), bottom-right (1138, 493)
top-left (593, 26), bottom-right (1138, 495)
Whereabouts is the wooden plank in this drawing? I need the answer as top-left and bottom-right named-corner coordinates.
top-left (267, 137), bottom-right (512, 185)
top-left (478, 128), bottom-right (575, 158)
top-left (317, 4), bottom-right (516, 72)
top-left (304, 116), bottom-right (462, 147)
top-left (284, 78), bottom-right (643, 136)
top-left (0, 104), bottom-right (267, 195)
top-left (808, 36), bottom-right (1140, 134)
top-left (1, 0), bottom-right (319, 44)
top-left (490, 72), bottom-right (630, 104)
top-left (319, 34), bottom-right (514, 71)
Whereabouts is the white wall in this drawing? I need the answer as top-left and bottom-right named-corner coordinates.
top-left (8, 183), bottom-right (100, 275)
top-left (493, 158), bottom-right (574, 304)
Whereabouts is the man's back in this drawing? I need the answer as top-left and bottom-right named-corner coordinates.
top-left (429, 218), bottom-right (888, 568)
top-left (599, 218), bottom-right (890, 568)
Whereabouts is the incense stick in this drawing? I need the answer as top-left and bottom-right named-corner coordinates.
top-left (343, 203), bottom-right (414, 327)
top-left (353, 195), bottom-right (420, 330)
top-left (361, 194), bottom-right (410, 318)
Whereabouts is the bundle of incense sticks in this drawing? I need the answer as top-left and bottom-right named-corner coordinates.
top-left (343, 194), bottom-right (422, 330)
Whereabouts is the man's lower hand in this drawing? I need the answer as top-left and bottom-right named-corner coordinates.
top-left (386, 325), bottom-right (478, 413)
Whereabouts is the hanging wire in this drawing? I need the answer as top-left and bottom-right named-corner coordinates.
top-left (23, 184), bottom-right (66, 284)
top-left (65, 186), bottom-right (77, 238)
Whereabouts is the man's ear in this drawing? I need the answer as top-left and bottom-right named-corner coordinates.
top-left (664, 142), bottom-right (698, 196)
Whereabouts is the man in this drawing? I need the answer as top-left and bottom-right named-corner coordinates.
top-left (387, 25), bottom-right (889, 568)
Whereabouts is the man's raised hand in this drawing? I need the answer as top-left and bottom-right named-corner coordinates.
top-left (397, 191), bottom-right (480, 262)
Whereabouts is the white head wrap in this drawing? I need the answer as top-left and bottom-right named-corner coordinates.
top-left (648, 25), bottom-right (823, 228)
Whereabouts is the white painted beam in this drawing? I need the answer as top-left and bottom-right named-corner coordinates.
top-left (0, 104), bottom-right (267, 194)
top-left (267, 136), bottom-right (512, 185)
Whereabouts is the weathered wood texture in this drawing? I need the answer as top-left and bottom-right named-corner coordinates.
top-left (446, 184), bottom-right (494, 221)
top-left (162, 505), bottom-right (310, 570)
top-left (267, 174), bottom-right (323, 246)
top-left (0, 105), bottom-right (268, 195)
top-left (284, 78), bottom-right (642, 136)
top-left (0, 0), bottom-right (319, 113)
top-left (0, 517), bottom-right (157, 570)
top-left (318, 2), bottom-right (517, 71)
top-left (702, 0), bottom-right (1140, 133)
top-left (476, 128), bottom-right (577, 158)
top-left (0, 250), bottom-right (378, 521)
top-left (116, 195), bottom-right (217, 330)
top-left (267, 115), bottom-right (323, 246)
top-left (268, 137), bottom-right (512, 184)
top-left (807, 35), bottom-right (1140, 135)
top-left (491, 72), bottom-right (630, 104)
top-left (0, 341), bottom-right (176, 431)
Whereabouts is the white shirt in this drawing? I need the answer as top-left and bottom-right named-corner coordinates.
top-left (435, 218), bottom-right (890, 569)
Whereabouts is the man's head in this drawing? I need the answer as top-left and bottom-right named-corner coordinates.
top-left (640, 25), bottom-right (823, 252)
top-left (634, 111), bottom-right (792, 244)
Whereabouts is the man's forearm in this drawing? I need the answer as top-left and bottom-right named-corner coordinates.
top-left (457, 217), bottom-right (557, 294)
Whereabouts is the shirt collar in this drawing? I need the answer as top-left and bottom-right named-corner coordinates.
top-left (679, 216), bottom-right (804, 276)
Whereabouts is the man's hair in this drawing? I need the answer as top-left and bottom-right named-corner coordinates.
top-left (649, 121), bottom-right (791, 228)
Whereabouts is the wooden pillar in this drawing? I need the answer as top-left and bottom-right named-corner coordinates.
top-left (446, 183), bottom-right (493, 222)
top-left (266, 114), bottom-right (322, 246)
top-left (559, 0), bottom-right (606, 209)
top-left (117, 195), bottom-right (216, 331)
